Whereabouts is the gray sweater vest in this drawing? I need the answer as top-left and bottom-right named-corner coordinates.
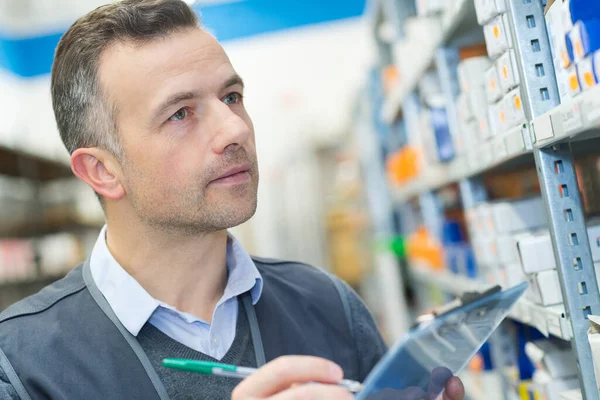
top-left (138, 299), bottom-right (256, 400)
top-left (0, 257), bottom-right (386, 400)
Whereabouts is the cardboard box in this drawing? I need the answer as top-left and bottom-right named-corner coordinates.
top-left (518, 233), bottom-right (556, 273)
top-left (578, 55), bottom-right (597, 91)
top-left (560, 389), bottom-right (583, 400)
top-left (525, 340), bottom-right (577, 379)
top-left (458, 57), bottom-right (491, 93)
top-left (566, 64), bottom-right (581, 97)
top-left (497, 50), bottom-right (520, 93)
top-left (541, 378), bottom-right (580, 400)
top-left (505, 262), bottom-right (528, 287)
top-left (456, 92), bottom-right (474, 124)
top-left (529, 270), bottom-right (563, 306)
top-left (568, 19), bottom-right (600, 63)
top-left (475, 0), bottom-right (507, 26)
top-left (488, 197), bottom-right (547, 234)
top-left (588, 315), bottom-right (600, 394)
top-left (587, 223), bottom-right (600, 262)
top-left (416, 0), bottom-right (446, 16)
top-left (485, 64), bottom-right (503, 103)
top-left (496, 232), bottom-right (533, 265)
top-left (484, 14), bottom-right (512, 59)
top-left (488, 101), bottom-right (505, 136)
top-left (507, 87), bottom-right (526, 128)
top-left (545, 0), bottom-right (572, 103)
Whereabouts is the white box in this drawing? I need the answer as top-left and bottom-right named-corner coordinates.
top-left (458, 57), bottom-right (491, 93)
top-left (542, 379), bottom-right (580, 400)
top-left (457, 92), bottom-right (474, 124)
top-left (545, 0), bottom-right (572, 103)
top-left (506, 87), bottom-right (527, 128)
top-left (488, 197), bottom-right (547, 234)
top-left (484, 14), bottom-right (513, 59)
top-left (497, 50), bottom-right (520, 93)
top-left (505, 262), bottom-right (528, 287)
top-left (496, 232), bottom-right (533, 265)
top-left (468, 89), bottom-right (489, 119)
top-left (587, 223), bottom-right (600, 262)
top-left (578, 56), bottom-right (597, 91)
top-left (485, 64), bottom-right (503, 103)
top-left (526, 340), bottom-right (577, 379)
top-left (416, 0), bottom-right (446, 16)
top-left (518, 233), bottom-right (556, 273)
top-left (475, 0), bottom-right (507, 26)
top-left (567, 64), bottom-right (582, 97)
top-left (488, 102), bottom-right (504, 136)
top-left (529, 270), bottom-right (563, 306)
top-left (560, 389), bottom-right (582, 400)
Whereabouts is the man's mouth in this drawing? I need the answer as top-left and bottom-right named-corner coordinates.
top-left (210, 163), bottom-right (252, 185)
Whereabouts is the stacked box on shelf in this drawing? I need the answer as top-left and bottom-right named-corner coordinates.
top-left (545, 0), bottom-right (600, 101)
top-left (475, 0), bottom-right (527, 141)
top-left (457, 56), bottom-right (493, 169)
top-left (516, 221), bottom-right (600, 306)
top-left (467, 196), bottom-right (548, 286)
top-left (526, 340), bottom-right (580, 400)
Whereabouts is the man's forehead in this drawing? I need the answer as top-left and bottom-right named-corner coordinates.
top-left (98, 29), bottom-right (234, 104)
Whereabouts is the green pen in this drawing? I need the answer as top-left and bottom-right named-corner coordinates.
top-left (162, 358), bottom-right (364, 393)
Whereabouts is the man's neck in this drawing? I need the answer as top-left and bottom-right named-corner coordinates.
top-left (104, 216), bottom-right (228, 322)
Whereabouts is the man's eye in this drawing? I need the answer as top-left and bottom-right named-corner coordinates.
top-left (168, 108), bottom-right (189, 121)
top-left (223, 92), bottom-right (242, 105)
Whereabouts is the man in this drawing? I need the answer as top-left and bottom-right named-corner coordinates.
top-left (0, 1), bottom-right (465, 399)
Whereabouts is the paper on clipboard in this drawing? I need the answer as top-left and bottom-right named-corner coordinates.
top-left (356, 281), bottom-right (529, 400)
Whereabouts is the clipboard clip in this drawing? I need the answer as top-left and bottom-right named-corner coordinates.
top-left (413, 285), bottom-right (502, 328)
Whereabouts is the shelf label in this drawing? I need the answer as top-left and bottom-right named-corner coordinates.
top-left (560, 102), bottom-right (584, 135)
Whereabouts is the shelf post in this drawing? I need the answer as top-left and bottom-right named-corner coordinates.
top-left (535, 145), bottom-right (600, 399)
top-left (505, 0), bottom-right (600, 397)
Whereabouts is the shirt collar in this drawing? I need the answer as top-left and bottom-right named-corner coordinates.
top-left (89, 225), bottom-right (263, 336)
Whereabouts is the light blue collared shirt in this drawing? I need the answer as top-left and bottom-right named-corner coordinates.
top-left (89, 226), bottom-right (263, 360)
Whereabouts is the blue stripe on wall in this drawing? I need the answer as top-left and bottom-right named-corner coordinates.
top-left (0, 0), bottom-right (365, 78)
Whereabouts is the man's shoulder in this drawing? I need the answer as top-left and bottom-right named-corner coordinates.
top-left (0, 265), bottom-right (86, 327)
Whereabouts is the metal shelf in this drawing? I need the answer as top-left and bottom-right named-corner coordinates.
top-left (533, 85), bottom-right (600, 148)
top-left (411, 267), bottom-right (573, 341)
top-left (381, 0), bottom-right (478, 123)
top-left (392, 125), bottom-right (531, 203)
top-left (0, 144), bottom-right (72, 181)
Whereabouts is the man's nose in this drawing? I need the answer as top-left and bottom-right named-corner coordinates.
top-left (209, 101), bottom-right (252, 154)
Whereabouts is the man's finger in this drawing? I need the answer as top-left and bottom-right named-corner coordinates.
top-left (267, 383), bottom-right (354, 400)
top-left (428, 367), bottom-right (453, 398)
top-left (442, 376), bottom-right (465, 400)
top-left (231, 356), bottom-right (343, 399)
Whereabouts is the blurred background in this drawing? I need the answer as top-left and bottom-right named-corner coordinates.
top-left (3, 0), bottom-right (600, 399)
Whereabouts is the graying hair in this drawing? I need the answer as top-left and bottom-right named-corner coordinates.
top-left (51, 0), bottom-right (200, 159)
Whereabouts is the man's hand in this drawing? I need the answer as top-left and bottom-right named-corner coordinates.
top-left (232, 356), bottom-right (466, 400)
top-left (231, 356), bottom-right (353, 400)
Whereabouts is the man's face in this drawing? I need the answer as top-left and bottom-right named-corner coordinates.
top-left (99, 28), bottom-right (258, 234)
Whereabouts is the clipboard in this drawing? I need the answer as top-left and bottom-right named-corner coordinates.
top-left (356, 281), bottom-right (529, 400)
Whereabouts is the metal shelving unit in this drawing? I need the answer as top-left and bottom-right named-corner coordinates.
top-left (368, 0), bottom-right (600, 398)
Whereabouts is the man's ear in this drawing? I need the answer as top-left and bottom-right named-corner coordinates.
top-left (71, 148), bottom-right (126, 201)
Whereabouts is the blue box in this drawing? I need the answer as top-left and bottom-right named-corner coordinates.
top-left (568, 0), bottom-right (600, 26)
top-left (430, 107), bottom-right (455, 162)
top-left (568, 19), bottom-right (600, 62)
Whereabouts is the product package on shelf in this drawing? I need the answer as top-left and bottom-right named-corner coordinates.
top-left (528, 269), bottom-right (563, 306)
top-left (578, 55), bottom-right (597, 91)
top-left (474, 0), bottom-right (507, 26)
top-left (545, 0), bottom-right (573, 102)
top-left (487, 197), bottom-right (548, 234)
top-left (496, 50), bottom-right (520, 93)
top-left (484, 14), bottom-right (513, 59)
top-left (568, 19), bottom-right (600, 63)
top-left (415, 0), bottom-right (446, 17)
